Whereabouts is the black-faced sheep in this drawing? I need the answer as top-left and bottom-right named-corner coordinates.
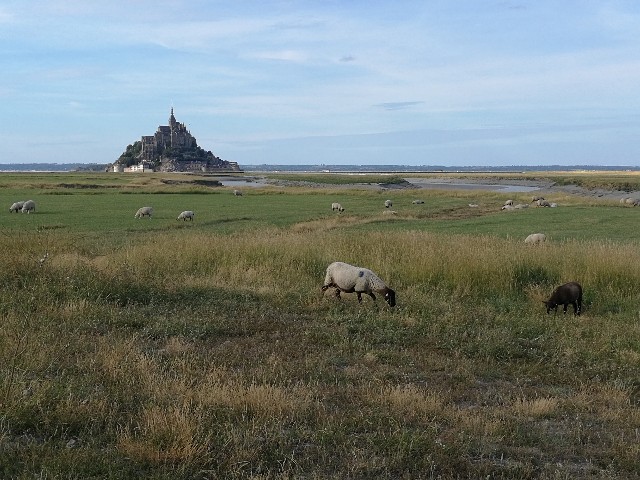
top-left (21, 200), bottom-right (35, 214)
top-left (543, 282), bottom-right (582, 316)
top-left (322, 261), bottom-right (396, 307)
top-left (524, 233), bottom-right (546, 244)
top-left (504, 199), bottom-right (514, 206)
top-left (9, 201), bottom-right (25, 213)
top-left (177, 210), bottom-right (195, 221)
top-left (331, 202), bottom-right (344, 212)
top-left (384, 199), bottom-right (393, 208)
top-left (135, 207), bottom-right (153, 218)
top-left (532, 196), bottom-right (545, 203)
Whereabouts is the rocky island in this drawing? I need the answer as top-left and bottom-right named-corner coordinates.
top-left (109, 108), bottom-right (240, 173)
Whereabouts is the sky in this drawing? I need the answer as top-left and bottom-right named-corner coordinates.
top-left (1, 1), bottom-right (640, 167)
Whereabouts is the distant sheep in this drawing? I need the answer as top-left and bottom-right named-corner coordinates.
top-left (9, 201), bottom-right (25, 213)
top-left (624, 197), bottom-right (639, 206)
top-left (412, 200), bottom-right (424, 204)
top-left (21, 200), bottom-right (35, 214)
top-left (536, 199), bottom-right (551, 207)
top-left (177, 210), bottom-right (195, 221)
top-left (544, 282), bottom-right (582, 316)
top-left (331, 202), bottom-right (344, 212)
top-left (550, 202), bottom-right (558, 208)
top-left (501, 205), bottom-right (515, 211)
top-left (134, 206), bottom-right (153, 218)
top-left (384, 199), bottom-right (393, 208)
top-left (468, 203), bottom-right (479, 208)
top-left (514, 203), bottom-right (529, 209)
top-left (504, 199), bottom-right (513, 206)
top-left (532, 196), bottom-right (545, 203)
top-left (322, 261), bottom-right (396, 307)
top-left (524, 233), bottom-right (546, 244)
top-left (233, 189), bottom-right (243, 196)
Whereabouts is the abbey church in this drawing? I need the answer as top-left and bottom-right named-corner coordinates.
top-left (111, 109), bottom-right (240, 172)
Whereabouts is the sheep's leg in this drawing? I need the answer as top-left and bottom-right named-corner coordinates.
top-left (356, 292), bottom-right (362, 303)
top-left (334, 289), bottom-right (341, 299)
top-left (563, 304), bottom-right (568, 314)
top-left (367, 293), bottom-right (377, 302)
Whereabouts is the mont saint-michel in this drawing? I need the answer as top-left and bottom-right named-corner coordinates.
top-left (109, 108), bottom-right (240, 173)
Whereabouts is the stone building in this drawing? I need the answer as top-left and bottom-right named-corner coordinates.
top-left (139, 108), bottom-right (196, 162)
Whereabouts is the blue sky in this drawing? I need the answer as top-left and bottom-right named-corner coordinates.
top-left (1, 1), bottom-right (639, 167)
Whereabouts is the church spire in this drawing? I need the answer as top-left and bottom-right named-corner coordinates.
top-left (169, 107), bottom-right (176, 127)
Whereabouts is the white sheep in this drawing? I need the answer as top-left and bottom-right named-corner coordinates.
top-left (532, 196), bottom-right (545, 203)
top-left (177, 210), bottom-right (195, 221)
top-left (514, 203), bottom-right (529, 209)
top-left (504, 199), bottom-right (514, 206)
top-left (322, 261), bottom-right (396, 307)
top-left (501, 205), bottom-right (515, 211)
top-left (233, 189), bottom-right (243, 196)
top-left (468, 203), bottom-right (479, 208)
top-left (9, 201), bottom-right (25, 213)
top-left (21, 200), bottom-right (35, 214)
top-left (536, 199), bottom-right (551, 207)
top-left (384, 199), bottom-right (393, 208)
top-left (412, 200), bottom-right (424, 204)
top-left (331, 202), bottom-right (344, 212)
top-left (525, 233), bottom-right (546, 244)
top-left (134, 206), bottom-right (153, 218)
top-left (625, 197), bottom-right (639, 206)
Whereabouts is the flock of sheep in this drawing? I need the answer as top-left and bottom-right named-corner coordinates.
top-left (6, 189), bottom-right (595, 315)
top-left (325, 195), bottom-right (587, 314)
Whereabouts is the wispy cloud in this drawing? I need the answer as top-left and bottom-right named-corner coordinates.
top-left (374, 101), bottom-right (424, 111)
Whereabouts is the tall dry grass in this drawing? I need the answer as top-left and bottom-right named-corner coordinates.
top-left (2, 225), bottom-right (640, 478)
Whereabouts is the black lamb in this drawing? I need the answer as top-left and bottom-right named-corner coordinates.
top-left (543, 282), bottom-right (582, 316)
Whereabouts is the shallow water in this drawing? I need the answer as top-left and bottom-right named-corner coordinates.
top-left (404, 178), bottom-right (541, 193)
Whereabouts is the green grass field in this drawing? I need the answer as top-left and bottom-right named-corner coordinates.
top-left (1, 172), bottom-right (640, 479)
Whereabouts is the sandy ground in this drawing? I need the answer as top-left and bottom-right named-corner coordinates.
top-left (258, 176), bottom-right (639, 202)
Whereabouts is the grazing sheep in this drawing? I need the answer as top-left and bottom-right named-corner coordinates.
top-left (322, 261), bottom-right (396, 307)
top-left (524, 233), bottom-right (546, 244)
top-left (620, 197), bottom-right (628, 205)
top-left (21, 200), bottom-right (35, 214)
top-left (134, 206), bottom-right (153, 218)
top-left (331, 202), bottom-right (344, 212)
top-left (544, 282), bottom-right (582, 316)
top-left (625, 197), bottom-right (639, 206)
top-left (532, 196), bottom-right (545, 203)
top-left (412, 200), bottom-right (424, 204)
top-left (550, 202), bottom-right (558, 208)
top-left (536, 199), bottom-right (551, 207)
top-left (514, 203), bottom-right (529, 209)
top-left (9, 201), bottom-right (25, 213)
top-left (504, 199), bottom-right (513, 206)
top-left (384, 199), bottom-right (393, 208)
top-left (501, 205), bottom-right (515, 211)
top-left (233, 189), bottom-right (243, 196)
top-left (468, 203), bottom-right (479, 208)
top-left (177, 210), bottom-right (195, 221)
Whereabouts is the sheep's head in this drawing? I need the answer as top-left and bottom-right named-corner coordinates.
top-left (543, 300), bottom-right (557, 314)
top-left (385, 288), bottom-right (396, 307)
